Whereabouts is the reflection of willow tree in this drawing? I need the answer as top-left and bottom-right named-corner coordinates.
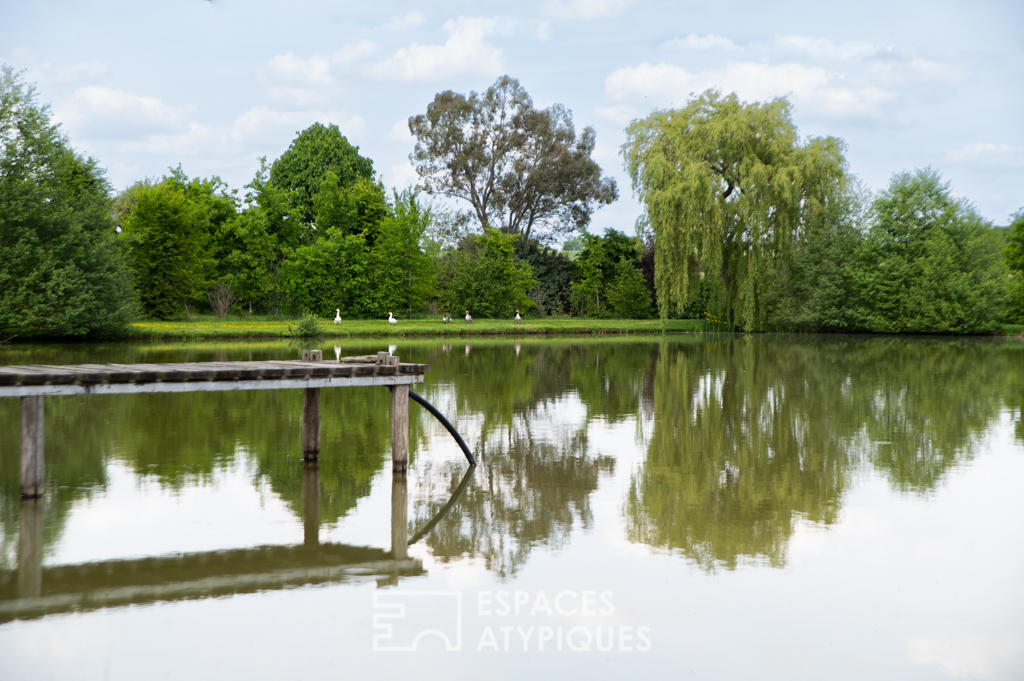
top-left (626, 337), bottom-right (1024, 571)
top-left (411, 424), bottom-right (614, 578)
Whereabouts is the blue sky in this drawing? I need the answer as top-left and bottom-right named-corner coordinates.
top-left (2, 0), bottom-right (1022, 231)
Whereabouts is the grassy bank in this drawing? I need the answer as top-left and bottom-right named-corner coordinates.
top-left (127, 316), bottom-right (704, 340)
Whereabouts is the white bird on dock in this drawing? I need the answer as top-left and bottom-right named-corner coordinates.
top-left (514, 309), bottom-right (521, 324)
top-left (388, 312), bottom-right (397, 326)
top-left (334, 309), bottom-right (341, 325)
top-left (464, 310), bottom-right (472, 324)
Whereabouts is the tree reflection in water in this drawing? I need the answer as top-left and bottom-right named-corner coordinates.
top-left (625, 336), bottom-right (1024, 572)
top-left (1, 337), bottom-right (1021, 579)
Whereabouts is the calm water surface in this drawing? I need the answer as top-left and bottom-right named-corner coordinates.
top-left (0, 336), bottom-right (1022, 680)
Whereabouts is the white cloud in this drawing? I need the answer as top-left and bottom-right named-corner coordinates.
top-left (56, 86), bottom-right (192, 138)
top-left (541, 0), bottom-right (633, 21)
top-left (385, 12), bottom-right (426, 31)
top-left (117, 106), bottom-right (366, 161)
top-left (265, 40), bottom-right (376, 87)
top-left (774, 34), bottom-right (891, 62)
top-left (267, 53), bottom-right (332, 86)
top-left (947, 143), bottom-right (1024, 168)
top-left (907, 629), bottom-right (1024, 679)
top-left (661, 34), bottom-right (740, 51)
top-left (387, 162), bottom-right (419, 188)
top-left (369, 16), bottom-right (508, 83)
top-left (27, 59), bottom-right (107, 83)
top-left (385, 118), bottom-right (413, 143)
top-left (601, 60), bottom-right (895, 124)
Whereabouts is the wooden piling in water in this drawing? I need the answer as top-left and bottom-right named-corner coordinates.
top-left (301, 350), bottom-right (323, 460)
top-left (20, 396), bottom-right (44, 498)
top-left (390, 354), bottom-right (409, 474)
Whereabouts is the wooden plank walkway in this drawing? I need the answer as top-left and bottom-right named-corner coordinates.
top-left (0, 358), bottom-right (428, 396)
top-left (2, 351), bottom-right (428, 495)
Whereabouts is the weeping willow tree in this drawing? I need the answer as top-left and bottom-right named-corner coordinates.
top-left (622, 90), bottom-right (848, 329)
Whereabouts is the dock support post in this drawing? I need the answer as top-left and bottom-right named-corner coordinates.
top-left (302, 462), bottom-right (320, 546)
top-left (301, 349), bottom-right (322, 461)
top-left (21, 396), bottom-right (44, 498)
top-left (391, 473), bottom-right (408, 559)
top-left (18, 498), bottom-right (44, 599)
top-left (391, 382), bottom-right (409, 474)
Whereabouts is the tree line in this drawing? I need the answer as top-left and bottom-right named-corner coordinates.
top-left (2, 66), bottom-right (1022, 337)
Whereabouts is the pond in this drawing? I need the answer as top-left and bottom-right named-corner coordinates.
top-left (1, 335), bottom-right (1022, 680)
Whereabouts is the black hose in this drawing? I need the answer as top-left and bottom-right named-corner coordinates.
top-left (408, 389), bottom-right (477, 466)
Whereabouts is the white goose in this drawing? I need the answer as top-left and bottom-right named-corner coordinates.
top-left (334, 308), bottom-right (342, 325)
top-left (514, 309), bottom-right (521, 324)
top-left (464, 310), bottom-right (472, 324)
top-left (388, 312), bottom-right (397, 326)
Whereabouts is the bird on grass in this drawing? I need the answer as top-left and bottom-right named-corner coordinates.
top-left (388, 312), bottom-right (397, 326)
top-left (334, 309), bottom-right (341, 325)
top-left (464, 311), bottom-right (472, 323)
top-left (514, 309), bottom-right (521, 324)
top-left (442, 314), bottom-right (451, 324)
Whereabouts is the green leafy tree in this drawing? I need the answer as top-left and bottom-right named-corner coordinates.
top-left (363, 190), bottom-right (437, 318)
top-left (0, 67), bottom-right (137, 337)
top-left (1005, 208), bottom-right (1024, 323)
top-left (569, 242), bottom-right (604, 316)
top-left (270, 122), bottom-right (375, 229)
top-left (410, 75), bottom-right (617, 241)
top-left (313, 172), bottom-right (388, 247)
top-left (513, 238), bottom-right (574, 316)
top-left (623, 89), bottom-right (848, 329)
top-left (214, 159), bottom-right (304, 315)
top-left (117, 180), bottom-right (214, 319)
top-left (769, 183), bottom-right (865, 331)
top-left (438, 231), bottom-right (535, 317)
top-left (281, 228), bottom-right (369, 317)
top-left (606, 258), bottom-right (654, 318)
top-left (854, 169), bottom-right (1009, 334)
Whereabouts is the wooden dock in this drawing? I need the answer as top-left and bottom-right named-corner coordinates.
top-left (1, 351), bottom-right (429, 496)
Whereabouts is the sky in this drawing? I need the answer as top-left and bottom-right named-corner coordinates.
top-left (2, 0), bottom-right (1023, 233)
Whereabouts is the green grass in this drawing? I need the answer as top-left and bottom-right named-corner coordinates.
top-left (126, 316), bottom-right (703, 340)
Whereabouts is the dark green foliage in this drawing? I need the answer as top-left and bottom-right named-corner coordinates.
top-left (117, 180), bottom-right (214, 319)
top-left (769, 186), bottom-right (864, 331)
top-left (569, 228), bottom-right (641, 317)
top-left (281, 228), bottom-right (368, 317)
top-left (854, 169), bottom-right (1008, 334)
top-left (270, 123), bottom-right (375, 228)
top-left (1005, 209), bottom-right (1024, 323)
top-left (606, 258), bottom-right (654, 318)
top-left (513, 238), bottom-right (574, 316)
top-left (286, 312), bottom-right (322, 337)
top-left (362, 190), bottom-right (436, 318)
top-left (214, 159), bottom-right (303, 316)
top-left (437, 231), bottom-right (535, 318)
top-left (313, 172), bottom-right (388, 247)
top-left (0, 67), bottom-right (137, 337)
